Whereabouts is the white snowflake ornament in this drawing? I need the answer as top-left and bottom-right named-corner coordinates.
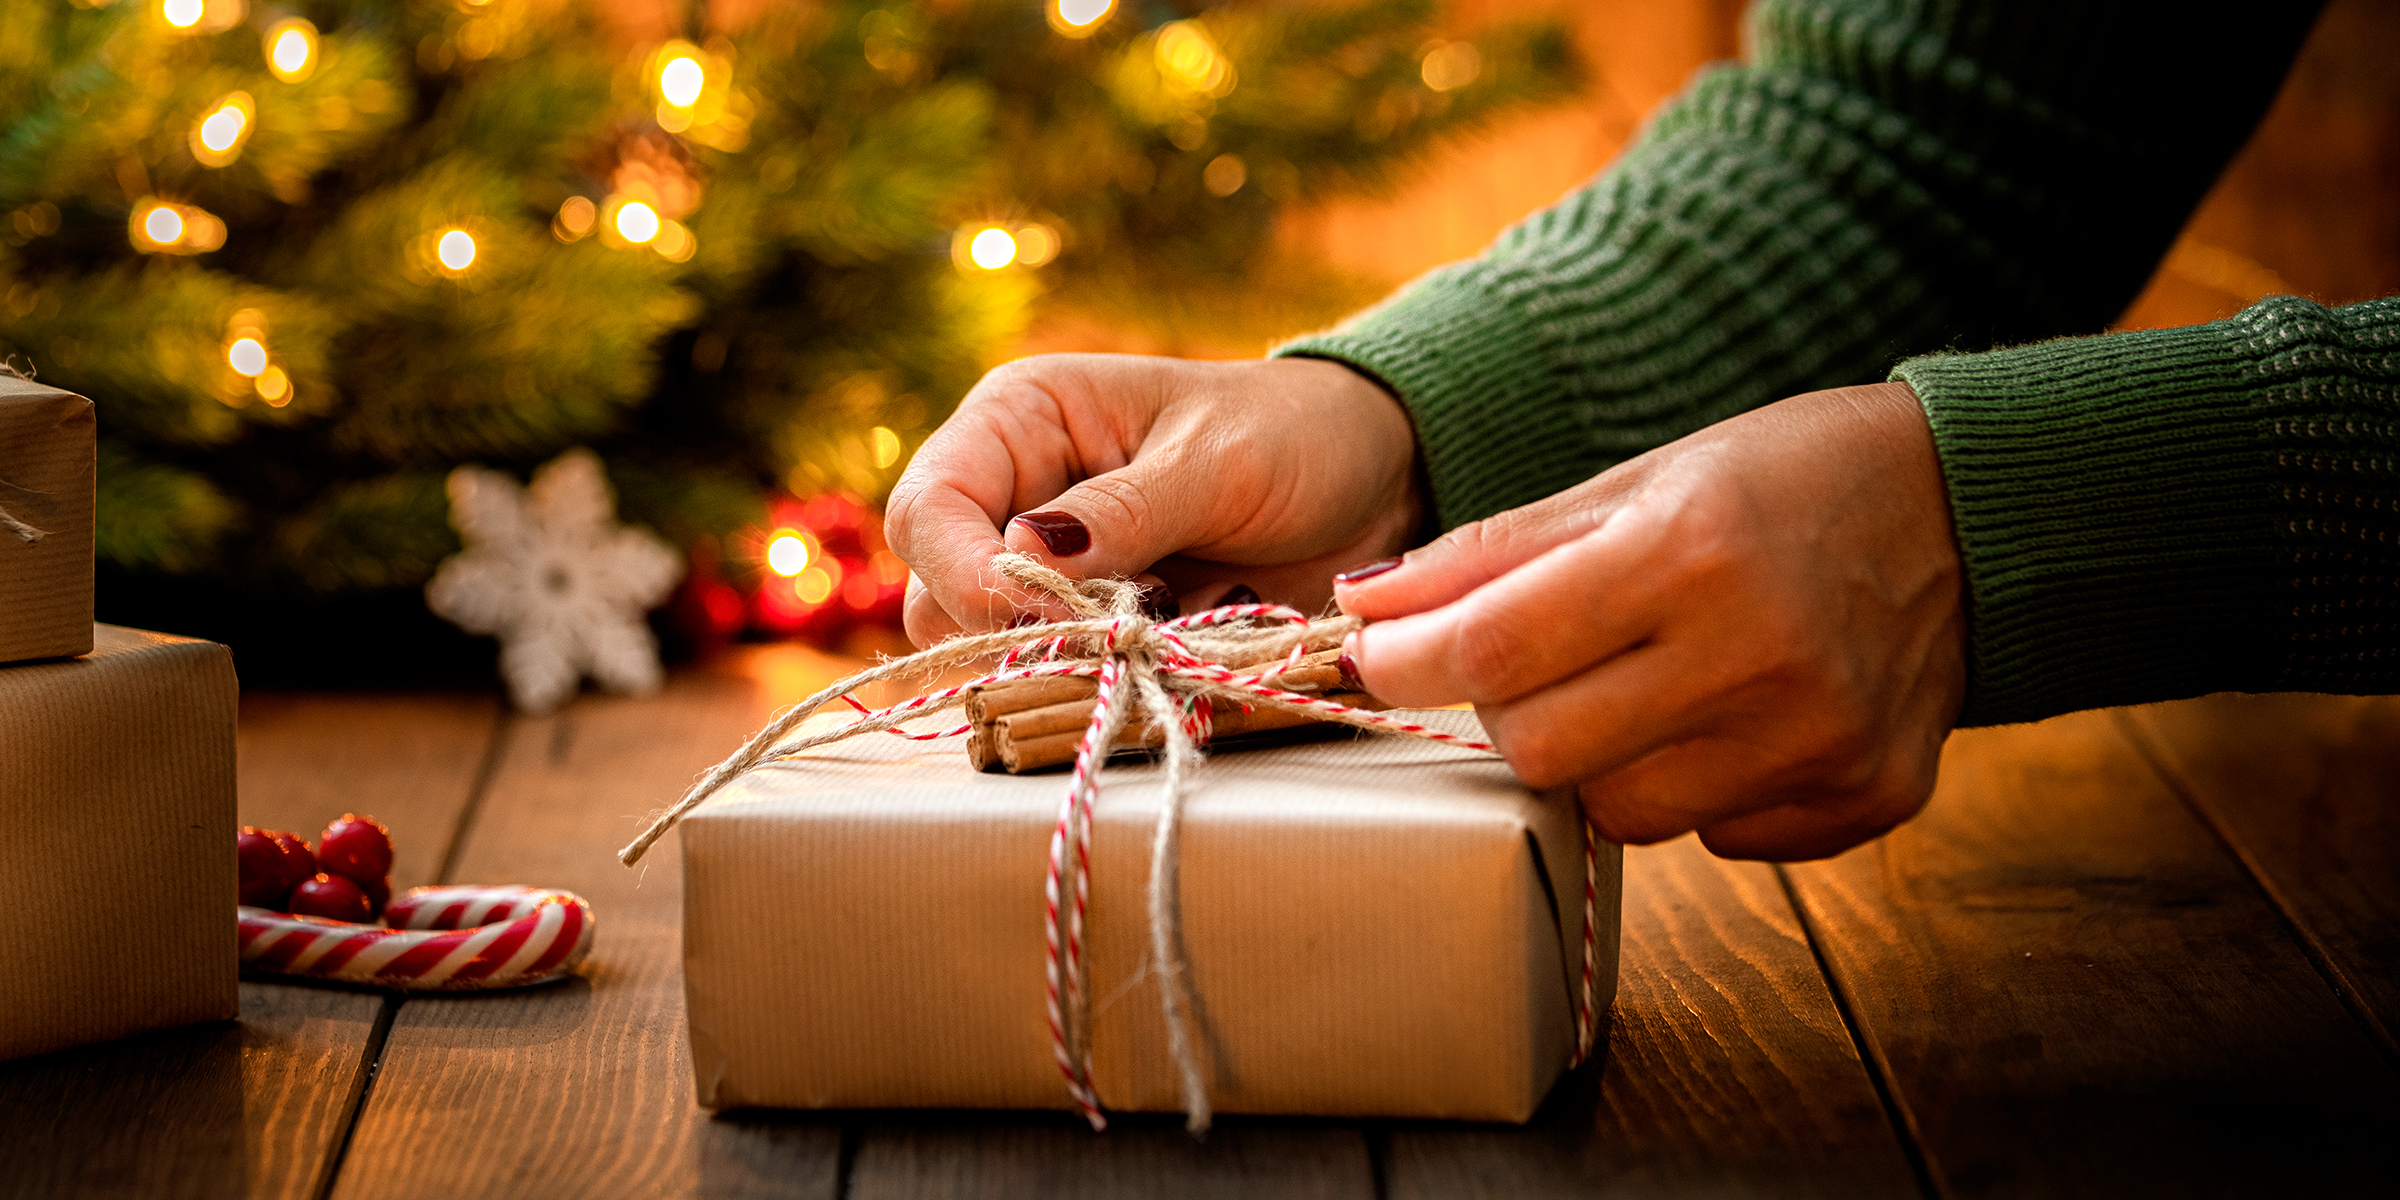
top-left (426, 448), bottom-right (685, 713)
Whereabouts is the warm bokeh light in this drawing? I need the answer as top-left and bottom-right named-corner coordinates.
top-left (1420, 41), bottom-right (1481, 92)
top-left (765, 532), bottom-right (810, 576)
top-left (1051, 0), bottom-right (1113, 36)
top-left (1156, 22), bottom-right (1233, 98)
top-left (870, 550), bottom-right (908, 586)
top-left (660, 56), bottom-right (704, 108)
top-left (192, 93), bottom-right (253, 167)
top-left (266, 19), bottom-right (317, 82)
top-left (554, 196), bottom-right (596, 241)
top-left (968, 226), bottom-right (1016, 269)
top-left (1013, 224), bottom-right (1059, 266)
top-left (794, 567), bottom-right (835, 605)
top-left (144, 205), bottom-right (184, 246)
top-left (869, 426), bottom-right (902, 468)
top-left (842, 571), bottom-right (880, 610)
top-left (1203, 153), bottom-right (1247, 197)
top-left (436, 228), bottom-right (477, 272)
top-left (652, 219), bottom-right (696, 263)
top-left (162, 0), bottom-right (202, 28)
top-left (254, 366), bottom-right (291, 405)
top-left (226, 337), bottom-right (268, 377)
top-left (615, 200), bottom-right (661, 244)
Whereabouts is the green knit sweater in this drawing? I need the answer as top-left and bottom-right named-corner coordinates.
top-left (1278, 0), bottom-right (2399, 724)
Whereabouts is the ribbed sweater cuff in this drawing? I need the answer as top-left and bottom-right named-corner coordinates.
top-left (1274, 263), bottom-right (1582, 531)
top-left (1894, 324), bottom-right (2278, 726)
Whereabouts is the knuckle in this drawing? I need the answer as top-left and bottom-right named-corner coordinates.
top-left (1579, 784), bottom-right (1684, 846)
top-left (1071, 471), bottom-right (1156, 535)
top-left (1493, 720), bottom-right (1571, 789)
top-left (1446, 610), bottom-right (1522, 699)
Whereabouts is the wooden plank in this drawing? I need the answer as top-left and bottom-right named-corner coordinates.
top-left (0, 692), bottom-right (498, 1200)
top-left (1381, 834), bottom-right (1921, 1200)
top-left (848, 1116), bottom-right (1375, 1200)
top-left (331, 650), bottom-right (867, 1200)
top-left (2116, 695), bottom-right (2400, 1055)
top-left (1783, 709), bottom-right (2400, 1197)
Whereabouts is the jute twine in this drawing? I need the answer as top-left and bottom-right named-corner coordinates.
top-left (620, 553), bottom-right (1599, 1132)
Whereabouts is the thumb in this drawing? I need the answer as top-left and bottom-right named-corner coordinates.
top-left (1336, 470), bottom-right (1639, 620)
top-left (1003, 449), bottom-right (1217, 585)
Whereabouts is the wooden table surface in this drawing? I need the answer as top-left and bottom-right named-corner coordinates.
top-left (6, 645), bottom-right (2397, 1198)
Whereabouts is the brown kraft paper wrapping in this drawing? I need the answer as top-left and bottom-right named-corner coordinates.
top-left (681, 709), bottom-right (1623, 1121)
top-left (0, 374), bottom-right (95, 664)
top-left (0, 625), bottom-right (239, 1061)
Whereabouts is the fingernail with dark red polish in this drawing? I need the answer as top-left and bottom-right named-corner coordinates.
top-left (1219, 584), bottom-right (1260, 607)
top-left (1008, 612), bottom-right (1043, 629)
top-left (1334, 558), bottom-right (1402, 585)
top-left (1336, 650), bottom-right (1364, 692)
top-left (1013, 510), bottom-right (1090, 557)
top-left (1138, 582), bottom-right (1177, 620)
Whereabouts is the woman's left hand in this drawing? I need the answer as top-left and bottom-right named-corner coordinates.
top-left (1337, 381), bottom-right (1970, 861)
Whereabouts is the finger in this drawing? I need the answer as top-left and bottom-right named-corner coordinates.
top-left (902, 574), bottom-right (963, 648)
top-left (999, 442), bottom-right (1231, 585)
top-left (1694, 794), bottom-right (1914, 862)
top-left (1344, 514), bottom-right (1670, 709)
top-left (1335, 467), bottom-right (1647, 621)
top-left (1468, 638), bottom-right (1712, 789)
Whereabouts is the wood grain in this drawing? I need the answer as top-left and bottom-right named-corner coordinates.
top-left (1380, 834), bottom-right (1920, 1200)
top-left (846, 1115), bottom-right (1375, 1200)
top-left (1783, 709), bottom-right (2400, 1197)
top-left (2116, 694), bottom-right (2400, 1056)
top-left (331, 651), bottom-right (854, 1200)
top-left (0, 692), bottom-right (500, 1200)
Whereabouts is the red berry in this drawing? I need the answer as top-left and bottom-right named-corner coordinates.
top-left (237, 829), bottom-right (293, 908)
top-left (290, 873), bottom-right (372, 923)
top-left (268, 831), bottom-right (317, 889)
top-left (356, 875), bottom-right (391, 918)
top-left (317, 814), bottom-right (393, 885)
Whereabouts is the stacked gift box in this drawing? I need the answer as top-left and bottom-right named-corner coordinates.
top-left (0, 372), bottom-right (238, 1062)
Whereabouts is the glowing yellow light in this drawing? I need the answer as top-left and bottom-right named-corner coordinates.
top-left (144, 205), bottom-right (185, 246)
top-left (266, 19), bottom-right (317, 81)
top-left (869, 426), bottom-right (902, 468)
top-left (255, 366), bottom-right (291, 405)
top-left (555, 196), bottom-right (596, 241)
top-left (660, 56), bottom-right (704, 107)
top-left (1420, 41), bottom-right (1481, 92)
top-left (436, 228), bottom-right (476, 272)
top-left (968, 226), bottom-right (1016, 270)
top-left (163, 0), bottom-right (203, 28)
top-left (652, 219), bottom-right (696, 263)
top-left (765, 532), bottom-right (810, 576)
top-left (1155, 22), bottom-right (1233, 98)
top-left (227, 337), bottom-right (268, 377)
top-left (795, 567), bottom-right (834, 605)
top-left (1203, 153), bottom-right (1247, 197)
top-left (615, 200), bottom-right (661, 244)
top-left (192, 93), bottom-right (254, 167)
top-left (1013, 224), bottom-right (1059, 267)
top-left (1053, 0), bottom-right (1113, 33)
top-left (870, 550), bottom-right (908, 586)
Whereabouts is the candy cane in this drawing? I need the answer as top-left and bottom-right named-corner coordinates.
top-left (238, 885), bottom-right (594, 991)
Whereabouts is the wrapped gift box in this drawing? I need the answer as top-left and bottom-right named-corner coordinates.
top-left (0, 625), bottom-right (239, 1061)
top-left (0, 373), bottom-right (94, 664)
top-left (680, 709), bottom-right (1621, 1121)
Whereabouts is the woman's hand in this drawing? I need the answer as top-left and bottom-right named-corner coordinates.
top-left (1337, 382), bottom-right (1968, 861)
top-left (888, 354), bottom-right (1423, 643)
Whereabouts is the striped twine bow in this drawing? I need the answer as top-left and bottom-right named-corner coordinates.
top-left (620, 552), bottom-right (1601, 1132)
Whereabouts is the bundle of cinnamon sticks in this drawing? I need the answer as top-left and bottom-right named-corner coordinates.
top-left (965, 648), bottom-right (1382, 773)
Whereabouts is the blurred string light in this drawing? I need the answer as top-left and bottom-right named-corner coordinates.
top-left (869, 426), bottom-right (902, 469)
top-left (129, 198), bottom-right (225, 255)
top-left (227, 337), bottom-right (267, 376)
top-left (952, 222), bottom-right (1058, 271)
top-left (265, 19), bottom-right (318, 83)
top-left (164, 0), bottom-right (246, 34)
top-left (436, 228), bottom-right (476, 273)
top-left (162, 0), bottom-right (202, 28)
top-left (1203, 153), bottom-right (1246, 196)
top-left (795, 563), bottom-right (837, 605)
top-left (1419, 40), bottom-right (1481, 92)
top-left (648, 39), bottom-right (746, 145)
top-left (554, 196), bottom-right (597, 242)
top-left (652, 219), bottom-right (696, 263)
top-left (223, 309), bottom-right (292, 407)
top-left (660, 55), bottom-right (704, 108)
top-left (968, 227), bottom-right (1015, 270)
top-left (765, 531), bottom-right (811, 576)
top-left (615, 200), bottom-right (661, 244)
top-left (192, 92), bottom-right (254, 168)
top-left (1049, 0), bottom-right (1113, 37)
top-left (1013, 223), bottom-right (1059, 266)
top-left (1155, 21), bottom-right (1233, 99)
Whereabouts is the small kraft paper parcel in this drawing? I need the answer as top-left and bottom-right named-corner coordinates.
top-left (629, 555), bottom-right (1623, 1129)
top-left (0, 369), bottom-right (95, 664)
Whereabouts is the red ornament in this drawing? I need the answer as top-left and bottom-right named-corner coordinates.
top-left (317, 814), bottom-right (394, 884)
top-left (290, 873), bottom-right (373, 923)
top-left (237, 829), bottom-right (296, 907)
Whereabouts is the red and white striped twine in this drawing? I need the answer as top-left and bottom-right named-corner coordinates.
top-left (618, 555), bottom-right (1602, 1133)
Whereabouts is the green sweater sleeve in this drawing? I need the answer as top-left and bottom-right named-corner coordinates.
top-left (1274, 0), bottom-right (2324, 529)
top-left (1895, 294), bottom-right (2400, 726)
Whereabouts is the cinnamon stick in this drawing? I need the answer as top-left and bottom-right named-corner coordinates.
top-left (967, 648), bottom-right (1354, 722)
top-left (980, 689), bottom-right (1386, 774)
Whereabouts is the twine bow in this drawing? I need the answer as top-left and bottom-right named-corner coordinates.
top-left (620, 553), bottom-right (1599, 1132)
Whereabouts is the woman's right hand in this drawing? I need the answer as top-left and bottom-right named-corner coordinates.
top-left (886, 353), bottom-right (1424, 645)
